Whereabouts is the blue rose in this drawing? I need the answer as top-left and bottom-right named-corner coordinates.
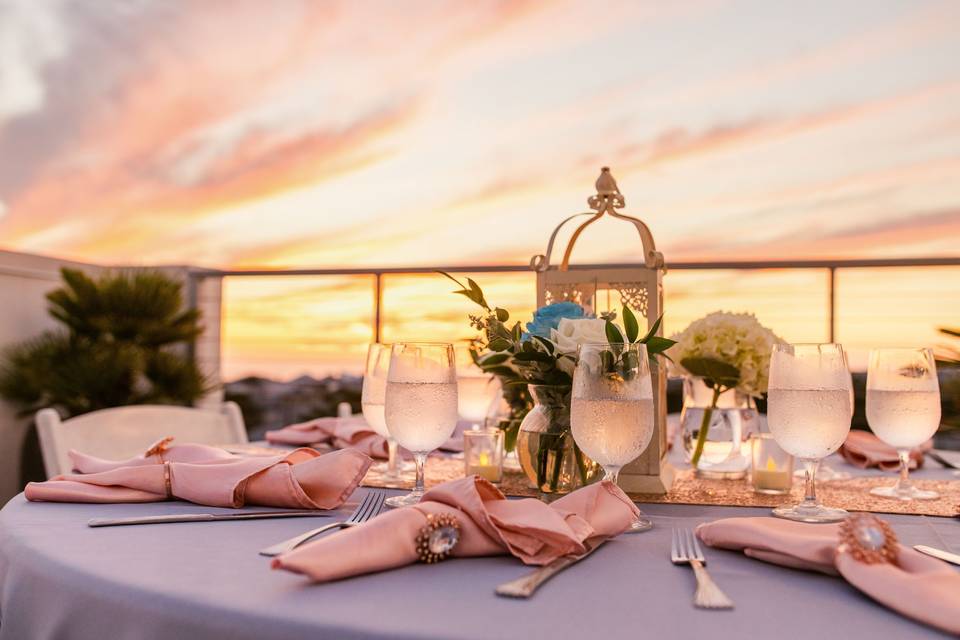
top-left (523, 302), bottom-right (589, 340)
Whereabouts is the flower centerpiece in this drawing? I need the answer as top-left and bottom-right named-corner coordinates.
top-left (668, 311), bottom-right (784, 476)
top-left (442, 272), bottom-right (673, 494)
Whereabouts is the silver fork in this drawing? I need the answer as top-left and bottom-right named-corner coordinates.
top-left (258, 489), bottom-right (386, 557)
top-left (671, 528), bottom-right (734, 609)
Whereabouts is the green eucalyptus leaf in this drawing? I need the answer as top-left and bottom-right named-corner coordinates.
top-left (641, 314), bottom-right (664, 343)
top-left (484, 365), bottom-right (519, 378)
top-left (605, 320), bottom-right (625, 345)
top-left (495, 307), bottom-right (509, 322)
top-left (599, 350), bottom-right (615, 373)
top-left (511, 322), bottom-right (522, 341)
top-left (644, 336), bottom-right (677, 355)
top-left (488, 337), bottom-right (512, 352)
top-left (531, 335), bottom-right (555, 354)
top-left (623, 306), bottom-right (639, 343)
top-left (478, 352), bottom-right (510, 366)
top-left (680, 357), bottom-right (740, 389)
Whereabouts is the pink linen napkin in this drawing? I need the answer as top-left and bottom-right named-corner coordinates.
top-left (26, 444), bottom-right (372, 510)
top-left (69, 437), bottom-right (238, 473)
top-left (265, 416), bottom-right (389, 459)
top-left (838, 430), bottom-right (930, 471)
top-left (273, 476), bottom-right (639, 582)
top-left (697, 517), bottom-right (960, 634)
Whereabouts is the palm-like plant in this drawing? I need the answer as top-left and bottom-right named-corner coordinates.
top-left (0, 268), bottom-right (209, 418)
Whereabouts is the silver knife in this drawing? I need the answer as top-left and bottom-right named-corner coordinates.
top-left (495, 538), bottom-right (603, 598)
top-left (88, 511), bottom-right (331, 527)
top-left (914, 545), bottom-right (960, 567)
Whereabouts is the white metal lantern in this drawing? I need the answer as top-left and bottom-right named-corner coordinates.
top-left (530, 167), bottom-right (674, 494)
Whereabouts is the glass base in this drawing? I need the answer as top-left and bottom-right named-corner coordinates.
top-left (772, 503), bottom-right (848, 523)
top-left (624, 515), bottom-right (653, 533)
top-left (374, 459), bottom-right (415, 481)
top-left (695, 468), bottom-right (746, 480)
top-left (385, 491), bottom-right (423, 508)
top-left (870, 484), bottom-right (939, 501)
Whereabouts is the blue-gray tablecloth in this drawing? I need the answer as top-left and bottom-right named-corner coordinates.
top-left (0, 456), bottom-right (958, 639)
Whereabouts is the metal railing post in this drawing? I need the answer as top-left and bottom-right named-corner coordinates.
top-left (374, 272), bottom-right (382, 344)
top-left (828, 266), bottom-right (836, 344)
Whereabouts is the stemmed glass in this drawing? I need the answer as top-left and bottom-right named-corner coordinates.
top-left (384, 343), bottom-right (459, 508)
top-left (767, 343), bottom-right (853, 523)
top-left (361, 343), bottom-right (405, 479)
top-left (571, 342), bottom-right (655, 533)
top-left (866, 348), bottom-right (941, 500)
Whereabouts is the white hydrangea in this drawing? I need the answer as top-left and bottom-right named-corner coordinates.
top-left (667, 311), bottom-right (785, 397)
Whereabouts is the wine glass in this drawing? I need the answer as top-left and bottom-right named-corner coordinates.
top-left (361, 343), bottom-right (405, 479)
top-left (384, 343), bottom-right (459, 507)
top-left (767, 343), bottom-right (853, 523)
top-left (866, 348), bottom-right (941, 500)
top-left (571, 342), bottom-right (654, 533)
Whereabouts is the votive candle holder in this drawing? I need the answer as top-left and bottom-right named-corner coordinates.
top-left (464, 428), bottom-right (504, 483)
top-left (751, 433), bottom-right (794, 495)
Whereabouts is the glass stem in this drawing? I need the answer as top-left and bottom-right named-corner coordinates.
top-left (801, 458), bottom-right (820, 509)
top-left (603, 466), bottom-right (620, 484)
top-left (896, 449), bottom-right (911, 493)
top-left (413, 453), bottom-right (427, 496)
top-left (387, 438), bottom-right (400, 476)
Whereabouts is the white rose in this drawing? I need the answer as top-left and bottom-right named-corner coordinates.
top-left (550, 318), bottom-right (609, 375)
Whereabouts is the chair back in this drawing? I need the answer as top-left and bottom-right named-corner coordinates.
top-left (36, 402), bottom-right (247, 478)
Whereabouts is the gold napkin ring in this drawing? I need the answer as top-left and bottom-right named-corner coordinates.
top-left (162, 462), bottom-right (173, 499)
top-left (838, 513), bottom-right (898, 565)
top-left (415, 514), bottom-right (461, 564)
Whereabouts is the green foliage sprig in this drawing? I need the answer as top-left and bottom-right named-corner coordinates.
top-left (600, 306), bottom-right (676, 381)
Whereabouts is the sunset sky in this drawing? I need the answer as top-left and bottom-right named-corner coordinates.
top-left (1, 0), bottom-right (958, 378)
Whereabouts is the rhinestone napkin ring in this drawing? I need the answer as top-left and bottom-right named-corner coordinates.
top-left (838, 513), bottom-right (898, 565)
top-left (415, 514), bottom-right (461, 564)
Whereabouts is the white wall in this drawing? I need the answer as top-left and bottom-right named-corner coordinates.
top-left (0, 252), bottom-right (222, 503)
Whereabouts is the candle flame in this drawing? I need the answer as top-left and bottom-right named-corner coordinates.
top-left (479, 452), bottom-right (490, 466)
top-left (766, 456), bottom-right (778, 472)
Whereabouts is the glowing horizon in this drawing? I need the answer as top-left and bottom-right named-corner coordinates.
top-left (1, 1), bottom-right (959, 380)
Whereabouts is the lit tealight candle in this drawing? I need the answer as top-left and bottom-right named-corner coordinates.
top-left (751, 435), bottom-right (793, 495)
top-left (464, 429), bottom-right (504, 483)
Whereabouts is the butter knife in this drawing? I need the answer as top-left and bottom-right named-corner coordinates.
top-left (88, 511), bottom-right (331, 528)
top-left (495, 539), bottom-right (603, 598)
top-left (914, 545), bottom-right (960, 567)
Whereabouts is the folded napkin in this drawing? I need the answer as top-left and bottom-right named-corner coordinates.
top-left (266, 416), bottom-right (389, 459)
top-left (69, 437), bottom-right (238, 473)
top-left (273, 476), bottom-right (639, 582)
top-left (697, 517), bottom-right (960, 634)
top-left (26, 440), bottom-right (371, 509)
top-left (838, 430), bottom-right (930, 471)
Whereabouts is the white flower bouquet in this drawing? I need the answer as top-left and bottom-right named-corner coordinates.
top-left (667, 311), bottom-right (785, 466)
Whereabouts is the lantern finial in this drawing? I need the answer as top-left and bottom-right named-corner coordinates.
top-left (589, 167), bottom-right (625, 211)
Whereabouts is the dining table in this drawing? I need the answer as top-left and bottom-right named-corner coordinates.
top-left (0, 448), bottom-right (957, 640)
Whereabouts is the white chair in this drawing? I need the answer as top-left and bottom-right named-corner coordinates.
top-left (36, 402), bottom-right (248, 478)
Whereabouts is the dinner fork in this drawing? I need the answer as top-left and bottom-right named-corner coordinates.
top-left (258, 489), bottom-right (386, 557)
top-left (671, 528), bottom-right (734, 609)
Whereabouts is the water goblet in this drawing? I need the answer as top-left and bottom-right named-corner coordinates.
top-left (767, 343), bottom-right (853, 523)
top-left (384, 343), bottom-right (459, 508)
top-left (361, 343), bottom-right (406, 480)
top-left (867, 348), bottom-right (941, 500)
top-left (571, 342), bottom-right (655, 533)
